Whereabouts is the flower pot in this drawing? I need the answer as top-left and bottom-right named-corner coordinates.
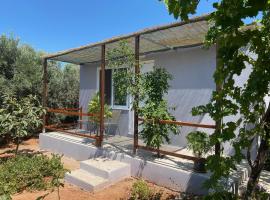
top-left (193, 158), bottom-right (206, 173)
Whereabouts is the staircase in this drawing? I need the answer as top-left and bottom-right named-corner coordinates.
top-left (65, 158), bottom-right (131, 192)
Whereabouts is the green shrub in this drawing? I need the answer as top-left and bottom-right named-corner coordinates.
top-left (140, 67), bottom-right (179, 157)
top-left (88, 92), bottom-right (112, 123)
top-left (0, 154), bottom-right (67, 196)
top-left (130, 179), bottom-right (162, 200)
top-left (186, 131), bottom-right (211, 158)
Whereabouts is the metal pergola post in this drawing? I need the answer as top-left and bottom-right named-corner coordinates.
top-left (133, 35), bottom-right (140, 154)
top-left (97, 44), bottom-right (106, 147)
top-left (42, 58), bottom-right (48, 133)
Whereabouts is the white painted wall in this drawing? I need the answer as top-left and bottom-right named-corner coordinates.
top-left (80, 63), bottom-right (131, 135)
top-left (80, 63), bottom-right (98, 113)
top-left (145, 46), bottom-right (216, 146)
top-left (79, 46), bottom-right (217, 147)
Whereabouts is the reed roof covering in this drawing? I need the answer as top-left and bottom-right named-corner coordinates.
top-left (44, 14), bottom-right (210, 65)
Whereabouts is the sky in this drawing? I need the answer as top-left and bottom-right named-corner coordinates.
top-left (0, 0), bottom-right (215, 53)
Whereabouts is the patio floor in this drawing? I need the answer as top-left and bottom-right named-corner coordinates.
top-left (63, 129), bottom-right (196, 171)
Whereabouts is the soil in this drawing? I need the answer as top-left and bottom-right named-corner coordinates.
top-left (0, 138), bottom-right (179, 200)
top-left (12, 178), bottom-right (178, 200)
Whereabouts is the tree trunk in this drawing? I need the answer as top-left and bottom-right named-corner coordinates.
top-left (15, 137), bottom-right (20, 155)
top-left (157, 146), bottom-right (161, 158)
top-left (57, 186), bottom-right (61, 200)
top-left (244, 104), bottom-right (270, 199)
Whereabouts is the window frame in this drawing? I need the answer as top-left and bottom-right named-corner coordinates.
top-left (96, 67), bottom-right (130, 110)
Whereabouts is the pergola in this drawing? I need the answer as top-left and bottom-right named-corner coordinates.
top-left (42, 14), bottom-right (218, 158)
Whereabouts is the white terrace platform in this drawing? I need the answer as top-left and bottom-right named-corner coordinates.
top-left (39, 132), bottom-right (249, 195)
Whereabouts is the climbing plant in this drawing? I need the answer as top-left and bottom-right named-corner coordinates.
top-left (107, 40), bottom-right (145, 110)
top-left (161, 0), bottom-right (270, 198)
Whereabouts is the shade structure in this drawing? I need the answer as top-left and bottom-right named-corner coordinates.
top-left (44, 14), bottom-right (210, 64)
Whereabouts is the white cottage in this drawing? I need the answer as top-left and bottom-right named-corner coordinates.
top-left (40, 14), bottom-right (251, 194)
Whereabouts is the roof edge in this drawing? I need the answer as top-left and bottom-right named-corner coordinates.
top-left (43, 13), bottom-right (211, 60)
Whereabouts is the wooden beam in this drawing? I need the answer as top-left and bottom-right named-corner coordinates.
top-left (42, 58), bottom-right (48, 133)
top-left (215, 43), bottom-right (222, 156)
top-left (47, 108), bottom-right (99, 117)
top-left (137, 145), bottom-right (200, 162)
top-left (138, 118), bottom-right (216, 129)
top-left (133, 35), bottom-right (140, 154)
top-left (79, 106), bottom-right (83, 129)
top-left (97, 44), bottom-right (106, 147)
top-left (80, 43), bottom-right (203, 66)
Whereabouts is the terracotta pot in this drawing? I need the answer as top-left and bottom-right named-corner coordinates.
top-left (193, 158), bottom-right (206, 173)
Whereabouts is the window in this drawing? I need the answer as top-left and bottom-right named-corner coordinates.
top-left (98, 68), bottom-right (128, 109)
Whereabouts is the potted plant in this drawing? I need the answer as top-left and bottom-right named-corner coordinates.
top-left (88, 92), bottom-right (112, 118)
top-left (186, 131), bottom-right (211, 173)
top-left (88, 92), bottom-right (112, 131)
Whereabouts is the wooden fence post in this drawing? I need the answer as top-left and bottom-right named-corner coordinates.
top-left (133, 35), bottom-right (140, 154)
top-left (97, 44), bottom-right (106, 147)
top-left (42, 58), bottom-right (48, 133)
top-left (79, 106), bottom-right (83, 129)
top-left (215, 42), bottom-right (222, 156)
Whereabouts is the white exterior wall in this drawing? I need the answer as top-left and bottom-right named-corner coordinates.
top-left (79, 46), bottom-right (217, 147)
top-left (79, 63), bottom-right (131, 135)
top-left (80, 63), bottom-right (98, 113)
top-left (145, 46), bottom-right (216, 146)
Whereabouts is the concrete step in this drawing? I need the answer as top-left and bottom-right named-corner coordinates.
top-left (80, 158), bottom-right (131, 182)
top-left (65, 169), bottom-right (108, 192)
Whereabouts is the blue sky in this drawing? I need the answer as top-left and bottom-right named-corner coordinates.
top-left (0, 0), bottom-right (215, 53)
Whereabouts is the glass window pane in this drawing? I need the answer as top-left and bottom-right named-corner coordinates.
top-left (99, 69), bottom-right (112, 105)
top-left (113, 68), bottom-right (127, 106)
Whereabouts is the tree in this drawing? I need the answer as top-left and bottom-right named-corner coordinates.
top-left (0, 95), bottom-right (45, 155)
top-left (140, 67), bottom-right (179, 157)
top-left (0, 34), bottom-right (79, 107)
top-left (107, 42), bottom-right (179, 156)
top-left (12, 44), bottom-right (43, 99)
top-left (161, 0), bottom-right (270, 198)
top-left (0, 35), bottom-right (20, 80)
top-left (0, 34), bottom-right (80, 126)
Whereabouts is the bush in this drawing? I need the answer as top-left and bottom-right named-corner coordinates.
top-left (88, 92), bottom-right (112, 123)
top-left (140, 67), bottom-right (179, 157)
top-left (0, 154), bottom-right (67, 196)
top-left (130, 179), bottom-right (162, 200)
top-left (186, 131), bottom-right (211, 158)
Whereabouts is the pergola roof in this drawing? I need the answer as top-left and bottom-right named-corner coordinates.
top-left (44, 14), bottom-right (210, 65)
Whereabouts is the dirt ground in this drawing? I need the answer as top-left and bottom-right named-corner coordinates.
top-left (12, 178), bottom-right (178, 200)
top-left (0, 138), bottom-right (179, 200)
